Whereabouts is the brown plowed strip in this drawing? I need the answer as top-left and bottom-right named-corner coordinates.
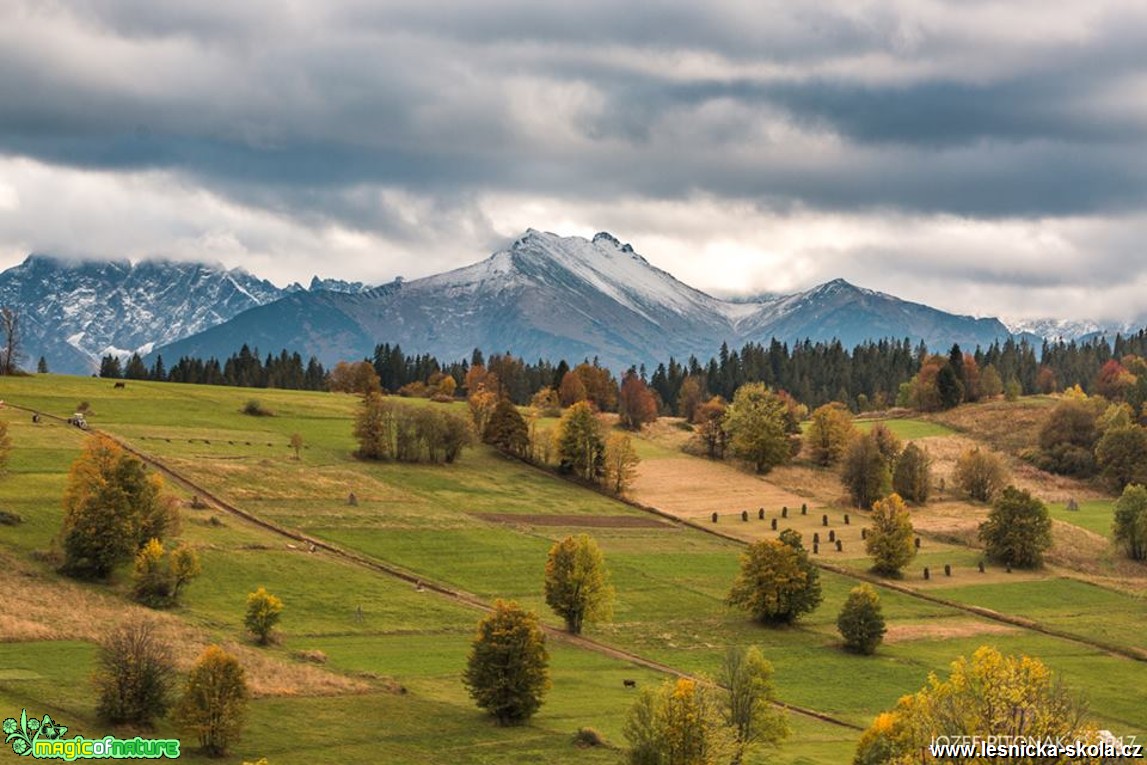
top-left (473, 512), bottom-right (670, 528)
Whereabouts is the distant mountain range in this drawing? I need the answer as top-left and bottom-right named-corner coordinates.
top-left (0, 231), bottom-right (1128, 376)
top-left (151, 230), bottom-right (1017, 372)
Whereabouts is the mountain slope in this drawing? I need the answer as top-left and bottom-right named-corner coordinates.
top-left (154, 230), bottom-right (1016, 371)
top-left (0, 255), bottom-right (395, 374)
top-left (742, 279), bottom-right (1011, 350)
top-left (0, 255), bottom-right (289, 373)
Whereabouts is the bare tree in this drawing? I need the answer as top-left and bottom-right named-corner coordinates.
top-left (0, 307), bottom-right (22, 375)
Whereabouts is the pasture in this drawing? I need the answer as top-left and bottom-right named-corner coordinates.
top-left (0, 375), bottom-right (1145, 763)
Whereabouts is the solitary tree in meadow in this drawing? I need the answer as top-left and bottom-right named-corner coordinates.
top-left (978, 486), bottom-right (1052, 568)
top-left (244, 586), bottom-right (283, 645)
top-left (865, 493), bottom-right (916, 577)
top-left (836, 584), bottom-right (886, 655)
top-left (176, 645), bottom-right (249, 756)
top-left (728, 530), bottom-right (821, 625)
top-left (462, 600), bottom-right (549, 726)
top-left (544, 534), bottom-right (614, 635)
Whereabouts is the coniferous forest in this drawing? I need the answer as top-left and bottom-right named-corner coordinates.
top-left (100, 328), bottom-right (1147, 414)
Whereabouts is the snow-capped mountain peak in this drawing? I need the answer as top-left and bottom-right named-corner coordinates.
top-left (0, 255), bottom-right (287, 372)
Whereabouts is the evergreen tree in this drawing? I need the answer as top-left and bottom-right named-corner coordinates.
top-left (124, 353), bottom-right (149, 380)
top-left (99, 354), bottom-right (123, 378)
top-left (556, 401), bottom-right (605, 481)
top-left (483, 398), bottom-right (530, 457)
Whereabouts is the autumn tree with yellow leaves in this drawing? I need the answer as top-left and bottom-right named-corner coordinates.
top-left (59, 436), bottom-right (178, 580)
top-left (853, 646), bottom-right (1104, 764)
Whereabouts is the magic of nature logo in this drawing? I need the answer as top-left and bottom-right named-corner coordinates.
top-left (3, 709), bottom-right (180, 759)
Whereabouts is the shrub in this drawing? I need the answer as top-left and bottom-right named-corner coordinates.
top-left (953, 447), bottom-right (1008, 502)
top-left (245, 586), bottom-right (283, 645)
top-left (573, 727), bottom-right (606, 748)
top-left (1035, 400), bottom-right (1099, 476)
top-left (837, 584), bottom-right (886, 655)
top-left (0, 510), bottom-right (23, 525)
top-left (291, 649), bottom-right (329, 664)
top-left (853, 647), bottom-right (1094, 764)
top-left (132, 540), bottom-right (201, 608)
top-left (175, 645), bottom-right (249, 756)
top-left (1096, 425), bottom-right (1147, 491)
top-left (623, 677), bottom-right (734, 765)
top-left (242, 399), bottom-right (274, 417)
top-left (94, 619), bottom-right (175, 727)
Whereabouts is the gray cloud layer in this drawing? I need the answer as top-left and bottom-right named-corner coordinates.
top-left (1, 1), bottom-right (1145, 321)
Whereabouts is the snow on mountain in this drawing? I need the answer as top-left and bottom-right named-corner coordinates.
top-left (0, 255), bottom-right (288, 373)
top-left (1002, 317), bottom-right (1136, 342)
top-left (154, 230), bottom-right (1019, 372)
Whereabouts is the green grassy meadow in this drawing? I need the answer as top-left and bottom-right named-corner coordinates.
top-left (853, 417), bottom-right (955, 439)
top-left (1, 375), bottom-right (1145, 763)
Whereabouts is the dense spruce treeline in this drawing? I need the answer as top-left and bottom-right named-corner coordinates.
top-left (102, 328), bottom-right (1147, 410)
top-left (100, 345), bottom-right (328, 391)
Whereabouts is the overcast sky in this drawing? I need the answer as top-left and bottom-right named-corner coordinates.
top-left (1, 1), bottom-right (1145, 323)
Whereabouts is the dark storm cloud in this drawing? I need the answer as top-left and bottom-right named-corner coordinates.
top-left (1, 0), bottom-right (1147, 316)
top-left (3, 0), bottom-right (1145, 222)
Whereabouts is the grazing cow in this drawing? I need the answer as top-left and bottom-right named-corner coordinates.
top-left (623, 679), bottom-right (637, 689)
top-left (114, 381), bottom-right (126, 389)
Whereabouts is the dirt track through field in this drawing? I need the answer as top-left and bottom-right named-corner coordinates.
top-left (472, 512), bottom-right (671, 528)
top-left (621, 449), bottom-right (1147, 664)
top-left (14, 405), bottom-right (859, 731)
